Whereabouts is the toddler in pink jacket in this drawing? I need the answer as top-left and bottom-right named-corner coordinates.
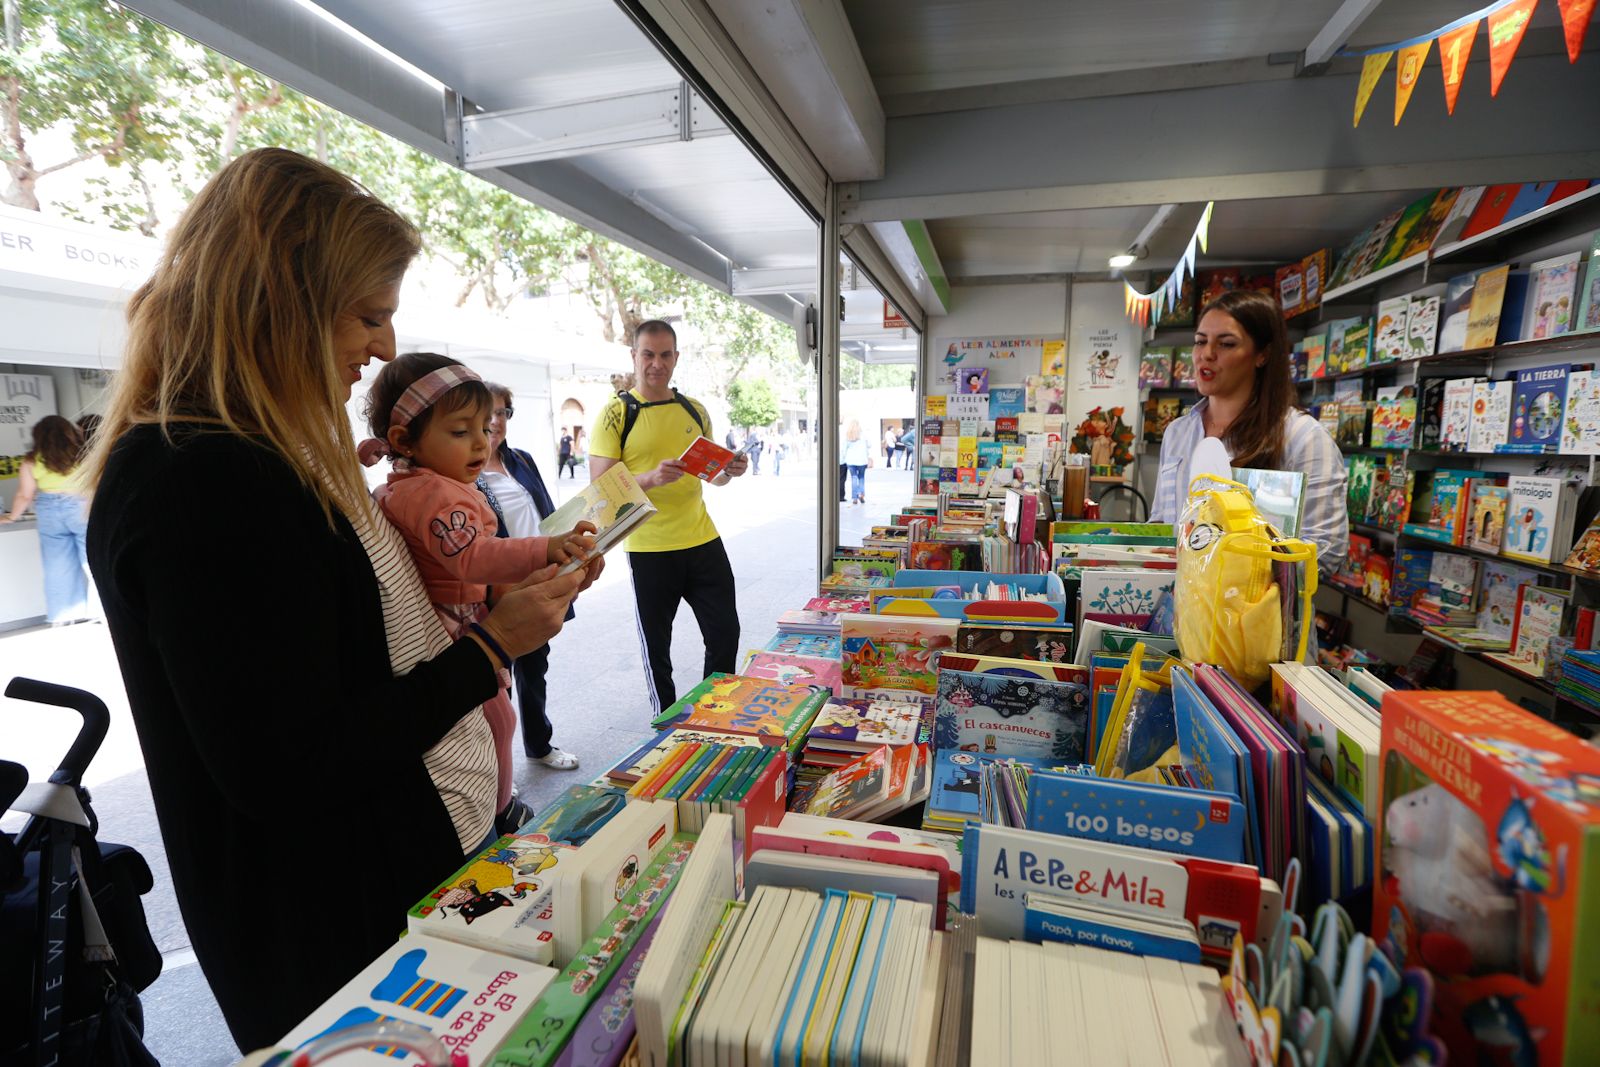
top-left (363, 353), bottom-right (590, 830)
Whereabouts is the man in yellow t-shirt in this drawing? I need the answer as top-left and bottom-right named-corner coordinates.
top-left (588, 320), bottom-right (749, 713)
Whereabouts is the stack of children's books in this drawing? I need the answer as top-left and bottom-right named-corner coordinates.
top-left (739, 648), bottom-right (842, 693)
top-left (966, 938), bottom-right (1238, 1066)
top-left (775, 608), bottom-right (844, 636)
top-left (630, 818), bottom-right (947, 1067)
top-left (648, 673), bottom-right (830, 761)
top-left (788, 741), bottom-right (926, 822)
top-left (799, 696), bottom-right (926, 771)
top-left (921, 651), bottom-right (1091, 833)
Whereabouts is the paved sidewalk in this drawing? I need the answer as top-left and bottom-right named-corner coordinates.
top-left (0, 459), bottom-right (916, 1063)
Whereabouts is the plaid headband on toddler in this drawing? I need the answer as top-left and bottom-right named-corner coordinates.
top-left (358, 363), bottom-right (484, 467)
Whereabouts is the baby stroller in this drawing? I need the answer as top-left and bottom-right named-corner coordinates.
top-left (1, 678), bottom-right (162, 1066)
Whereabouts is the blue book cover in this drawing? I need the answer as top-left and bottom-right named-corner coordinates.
top-left (1022, 900), bottom-right (1201, 963)
top-left (1503, 181), bottom-right (1557, 223)
top-left (1508, 363), bottom-right (1569, 451)
top-left (988, 386), bottom-right (1025, 419)
top-left (1170, 667), bottom-right (1263, 868)
top-left (975, 442), bottom-right (1004, 471)
top-left (524, 784), bottom-right (630, 846)
top-left (765, 631), bottom-right (841, 657)
top-left (927, 750), bottom-right (1048, 823)
top-left (1026, 770), bottom-right (1246, 863)
top-left (934, 669), bottom-right (1089, 764)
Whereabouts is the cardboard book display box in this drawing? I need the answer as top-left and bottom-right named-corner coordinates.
top-left (1374, 690), bottom-right (1600, 1067)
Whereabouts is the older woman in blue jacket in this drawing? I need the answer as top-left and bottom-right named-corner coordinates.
top-left (477, 383), bottom-right (581, 787)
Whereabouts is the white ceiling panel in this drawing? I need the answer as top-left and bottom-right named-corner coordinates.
top-left (320, 0), bottom-right (678, 110)
top-left (842, 0), bottom-right (1349, 94)
top-left (929, 189), bottom-right (1435, 279)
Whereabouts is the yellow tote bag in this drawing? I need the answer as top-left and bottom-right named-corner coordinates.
top-left (1173, 475), bottom-right (1318, 690)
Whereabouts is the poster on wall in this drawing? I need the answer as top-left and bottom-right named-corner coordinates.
top-left (933, 335), bottom-right (1064, 393)
top-left (1075, 324), bottom-right (1134, 390)
top-left (0, 373), bottom-right (59, 492)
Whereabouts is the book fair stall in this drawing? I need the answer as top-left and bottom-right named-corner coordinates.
top-left (223, 172), bottom-right (1600, 1067)
top-left (8, 3), bottom-right (1600, 1067)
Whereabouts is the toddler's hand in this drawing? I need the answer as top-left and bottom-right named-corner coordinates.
top-left (546, 521), bottom-right (598, 567)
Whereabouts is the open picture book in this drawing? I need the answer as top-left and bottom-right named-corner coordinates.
top-left (538, 461), bottom-right (656, 574)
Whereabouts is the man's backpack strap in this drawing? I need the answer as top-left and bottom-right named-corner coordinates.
top-left (617, 388), bottom-right (707, 451)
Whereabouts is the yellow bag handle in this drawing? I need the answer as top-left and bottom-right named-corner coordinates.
top-left (1093, 642), bottom-right (1180, 777)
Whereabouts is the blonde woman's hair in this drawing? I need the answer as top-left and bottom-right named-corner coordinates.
top-left (83, 147), bottom-right (421, 523)
top-left (846, 419), bottom-right (861, 441)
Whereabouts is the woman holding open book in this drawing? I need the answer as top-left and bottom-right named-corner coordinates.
top-left (79, 147), bottom-right (593, 1051)
top-left (1150, 288), bottom-right (1348, 565)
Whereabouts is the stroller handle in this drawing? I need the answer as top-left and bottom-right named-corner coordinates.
top-left (5, 678), bottom-right (110, 788)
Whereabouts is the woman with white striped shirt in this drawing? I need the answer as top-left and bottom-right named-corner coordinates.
top-left (1150, 289), bottom-right (1348, 566)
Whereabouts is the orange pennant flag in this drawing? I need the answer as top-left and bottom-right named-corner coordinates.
top-left (1558, 0), bottom-right (1597, 62)
top-left (1488, 0), bottom-right (1538, 96)
top-left (1354, 52), bottom-right (1392, 126)
top-left (1438, 20), bottom-right (1479, 114)
top-left (1394, 40), bottom-right (1432, 124)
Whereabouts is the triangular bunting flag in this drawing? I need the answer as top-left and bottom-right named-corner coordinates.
top-left (1394, 39), bottom-right (1431, 124)
top-left (1558, 0), bottom-right (1597, 62)
top-left (1488, 0), bottom-right (1538, 96)
top-left (1438, 20), bottom-right (1479, 115)
top-left (1354, 52), bottom-right (1392, 126)
top-left (1197, 202), bottom-right (1214, 254)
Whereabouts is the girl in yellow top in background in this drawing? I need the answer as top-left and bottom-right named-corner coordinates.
top-left (2, 415), bottom-right (94, 623)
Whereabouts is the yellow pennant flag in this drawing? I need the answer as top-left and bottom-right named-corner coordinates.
top-left (1354, 51), bottom-right (1392, 126)
top-left (1394, 39), bottom-right (1431, 124)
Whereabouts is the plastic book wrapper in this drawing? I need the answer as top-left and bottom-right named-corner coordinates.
top-left (1173, 475), bottom-right (1317, 689)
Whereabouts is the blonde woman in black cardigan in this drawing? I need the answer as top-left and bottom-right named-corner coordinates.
top-left (82, 148), bottom-right (597, 1051)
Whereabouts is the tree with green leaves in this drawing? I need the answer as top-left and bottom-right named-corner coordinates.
top-left (1, 0), bottom-right (199, 220)
top-left (4, 0), bottom-right (805, 403)
top-left (726, 377), bottom-right (780, 428)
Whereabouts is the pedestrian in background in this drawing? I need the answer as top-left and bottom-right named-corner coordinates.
top-left (844, 419), bottom-right (871, 504)
top-left (557, 425), bottom-right (575, 479)
top-left (748, 427), bottom-right (764, 475)
top-left (1, 415), bottom-right (94, 624)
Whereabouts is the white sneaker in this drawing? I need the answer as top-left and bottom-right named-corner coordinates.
top-left (533, 748), bottom-right (580, 770)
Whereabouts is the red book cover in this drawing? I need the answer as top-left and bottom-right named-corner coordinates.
top-left (1545, 179), bottom-right (1591, 207)
top-left (730, 752), bottom-right (788, 896)
top-left (1458, 184), bottom-right (1521, 240)
top-left (677, 436), bottom-right (737, 480)
top-left (1375, 690), bottom-right (1600, 1065)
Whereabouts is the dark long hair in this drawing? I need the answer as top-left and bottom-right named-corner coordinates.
top-left (28, 416), bottom-right (85, 475)
top-left (1201, 289), bottom-right (1295, 469)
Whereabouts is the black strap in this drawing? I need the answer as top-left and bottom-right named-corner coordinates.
top-left (618, 389), bottom-right (706, 452)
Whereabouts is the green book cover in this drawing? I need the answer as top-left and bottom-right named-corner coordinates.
top-left (489, 835), bottom-right (697, 1067)
top-left (650, 675), bottom-right (828, 755)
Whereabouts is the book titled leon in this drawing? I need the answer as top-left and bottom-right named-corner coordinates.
top-left (649, 673), bottom-right (828, 754)
top-left (538, 462), bottom-right (656, 573)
